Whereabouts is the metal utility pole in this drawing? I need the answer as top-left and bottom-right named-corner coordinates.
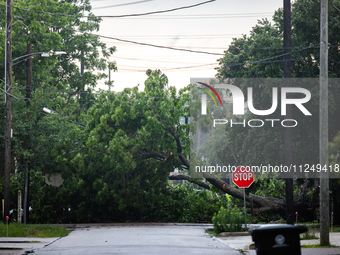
top-left (4, 0), bottom-right (12, 222)
top-left (283, 0), bottom-right (294, 225)
top-left (320, 0), bottom-right (329, 246)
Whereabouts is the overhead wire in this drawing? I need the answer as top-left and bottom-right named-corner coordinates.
top-left (13, 14), bottom-right (325, 56)
top-left (103, 34), bottom-right (242, 38)
top-left (13, 15), bottom-right (225, 56)
top-left (5, 10), bottom-right (334, 84)
top-left (128, 13), bottom-right (272, 17)
top-left (6, 55), bottom-right (340, 101)
top-left (90, 0), bottom-right (217, 18)
top-left (115, 58), bottom-right (309, 72)
top-left (118, 14), bottom-right (273, 19)
top-left (112, 46), bottom-right (318, 71)
top-left (116, 63), bottom-right (218, 70)
top-left (91, 33), bottom-right (225, 55)
top-left (112, 56), bottom-right (217, 64)
top-left (92, 0), bottom-right (155, 10)
top-left (0, 0), bottom-right (216, 18)
top-left (102, 38), bottom-right (324, 50)
top-left (1, 19), bottom-right (324, 73)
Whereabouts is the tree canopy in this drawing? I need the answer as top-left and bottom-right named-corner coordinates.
top-left (214, 0), bottom-right (340, 170)
top-left (1, 0), bottom-right (340, 224)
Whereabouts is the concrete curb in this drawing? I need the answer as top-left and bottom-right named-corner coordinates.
top-left (25, 222), bottom-right (214, 229)
top-left (0, 237), bottom-right (60, 254)
top-left (218, 232), bottom-right (251, 237)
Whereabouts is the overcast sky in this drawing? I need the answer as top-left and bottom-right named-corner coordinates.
top-left (89, 0), bottom-right (284, 92)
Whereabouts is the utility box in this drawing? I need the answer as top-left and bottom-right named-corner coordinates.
top-left (249, 224), bottom-right (308, 255)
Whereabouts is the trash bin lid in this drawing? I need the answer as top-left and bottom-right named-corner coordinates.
top-left (249, 224), bottom-right (308, 234)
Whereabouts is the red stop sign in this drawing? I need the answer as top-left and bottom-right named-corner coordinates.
top-left (233, 166), bottom-right (254, 188)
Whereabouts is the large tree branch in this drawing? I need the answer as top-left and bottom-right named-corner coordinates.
top-left (202, 172), bottom-right (285, 209)
top-left (164, 126), bottom-right (190, 169)
top-left (133, 151), bottom-right (168, 160)
top-left (151, 107), bottom-right (285, 213)
top-left (63, 91), bottom-right (78, 106)
top-left (168, 174), bottom-right (210, 190)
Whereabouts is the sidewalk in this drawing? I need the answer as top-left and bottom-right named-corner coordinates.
top-left (216, 232), bottom-right (340, 255)
top-left (0, 237), bottom-right (59, 254)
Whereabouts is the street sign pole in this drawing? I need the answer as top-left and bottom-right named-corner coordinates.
top-left (232, 166), bottom-right (254, 227)
top-left (244, 188), bottom-right (247, 227)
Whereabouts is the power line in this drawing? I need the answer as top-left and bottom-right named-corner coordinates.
top-left (131, 12), bottom-right (273, 17)
top-left (97, 38), bottom-right (324, 51)
top-left (14, 15), bottom-right (325, 56)
top-left (115, 58), bottom-right (306, 72)
top-left (115, 14), bottom-right (273, 20)
top-left (109, 33), bottom-right (242, 37)
top-left (13, 15), bottom-right (225, 56)
top-left (89, 0), bottom-right (217, 18)
top-left (112, 56), bottom-right (216, 64)
top-left (117, 63), bottom-right (218, 69)
top-left (102, 35), bottom-right (241, 39)
top-left (0, 0), bottom-right (216, 18)
top-left (7, 54), bottom-right (338, 98)
top-left (116, 67), bottom-right (215, 72)
top-left (92, 0), bottom-right (155, 10)
top-left (90, 33), bottom-right (225, 55)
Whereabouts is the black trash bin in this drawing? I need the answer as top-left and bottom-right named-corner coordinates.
top-left (249, 224), bottom-right (308, 255)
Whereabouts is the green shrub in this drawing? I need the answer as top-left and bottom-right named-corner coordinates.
top-left (157, 182), bottom-right (229, 223)
top-left (300, 230), bottom-right (318, 240)
top-left (212, 205), bottom-right (245, 234)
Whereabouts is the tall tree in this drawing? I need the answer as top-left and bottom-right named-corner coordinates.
top-left (0, 0), bottom-right (116, 219)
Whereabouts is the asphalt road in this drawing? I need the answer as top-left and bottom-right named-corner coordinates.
top-left (33, 225), bottom-right (242, 255)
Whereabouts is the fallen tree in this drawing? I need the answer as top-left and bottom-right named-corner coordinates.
top-left (168, 173), bottom-right (286, 214)
top-left (82, 69), bottom-right (317, 221)
top-left (168, 171), bottom-right (318, 220)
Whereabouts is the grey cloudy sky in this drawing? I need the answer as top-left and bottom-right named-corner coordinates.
top-left (90, 0), bottom-right (283, 91)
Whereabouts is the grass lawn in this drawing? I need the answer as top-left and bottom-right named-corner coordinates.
top-left (0, 223), bottom-right (71, 237)
top-left (301, 244), bottom-right (338, 248)
top-left (312, 226), bottom-right (340, 233)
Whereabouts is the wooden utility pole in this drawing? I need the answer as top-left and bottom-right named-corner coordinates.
top-left (283, 0), bottom-right (294, 225)
top-left (24, 43), bottom-right (32, 224)
top-left (320, 0), bottom-right (329, 246)
top-left (4, 0), bottom-right (12, 222)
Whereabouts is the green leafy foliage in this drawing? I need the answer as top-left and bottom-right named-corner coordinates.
top-left (4, 0), bottom-right (340, 224)
top-left (3, 69), bottom-right (217, 223)
top-left (0, 0), bottom-right (116, 181)
top-left (0, 0), bottom-right (116, 223)
top-left (161, 183), bottom-right (228, 223)
top-left (212, 205), bottom-right (245, 234)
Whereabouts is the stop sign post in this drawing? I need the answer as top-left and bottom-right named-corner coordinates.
top-left (232, 166), bottom-right (255, 226)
